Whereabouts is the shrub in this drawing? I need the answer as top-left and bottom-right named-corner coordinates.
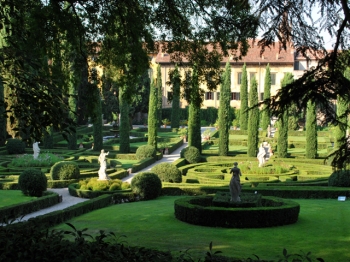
top-left (18, 168), bottom-right (47, 197)
top-left (109, 181), bottom-right (122, 191)
top-left (92, 180), bottom-right (109, 191)
top-left (180, 146), bottom-right (201, 164)
top-left (6, 138), bottom-right (26, 154)
top-left (131, 172), bottom-right (162, 200)
top-left (50, 161), bottom-right (80, 180)
top-left (328, 170), bottom-right (350, 187)
top-left (135, 145), bottom-right (156, 160)
top-left (151, 163), bottom-right (182, 183)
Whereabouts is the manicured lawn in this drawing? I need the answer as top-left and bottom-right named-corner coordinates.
top-left (52, 196), bottom-right (350, 261)
top-left (0, 190), bottom-right (36, 207)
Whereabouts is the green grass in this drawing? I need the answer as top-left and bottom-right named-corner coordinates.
top-left (52, 196), bottom-right (350, 261)
top-left (0, 190), bottom-right (37, 207)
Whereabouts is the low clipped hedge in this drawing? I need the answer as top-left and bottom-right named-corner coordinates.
top-left (174, 195), bottom-right (300, 228)
top-left (151, 163), bottom-right (182, 183)
top-left (68, 183), bottom-right (134, 199)
top-left (0, 191), bottom-right (60, 222)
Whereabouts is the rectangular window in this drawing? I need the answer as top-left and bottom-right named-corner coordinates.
top-left (270, 73), bottom-right (276, 85)
top-left (237, 72), bottom-right (242, 84)
top-left (250, 72), bottom-right (256, 80)
top-left (167, 91), bottom-right (173, 101)
top-left (231, 92), bottom-right (240, 100)
top-left (216, 92), bottom-right (220, 100)
top-left (260, 92), bottom-right (264, 101)
top-left (205, 92), bottom-right (214, 100)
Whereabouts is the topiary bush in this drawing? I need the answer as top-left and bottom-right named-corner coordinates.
top-left (6, 138), bottom-right (26, 154)
top-left (135, 145), bottom-right (156, 160)
top-left (328, 170), bottom-right (350, 187)
top-left (50, 161), bottom-right (80, 180)
top-left (180, 146), bottom-right (201, 164)
top-left (151, 163), bottom-right (182, 183)
top-left (18, 168), bottom-right (47, 197)
top-left (131, 172), bottom-right (162, 200)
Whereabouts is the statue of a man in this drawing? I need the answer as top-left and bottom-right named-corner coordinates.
top-left (229, 162), bottom-right (242, 202)
top-left (257, 144), bottom-right (266, 167)
top-left (33, 142), bottom-right (40, 159)
top-left (98, 149), bottom-right (110, 180)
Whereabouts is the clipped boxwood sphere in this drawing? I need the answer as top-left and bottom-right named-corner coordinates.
top-left (19, 168), bottom-right (47, 197)
top-left (328, 170), bottom-right (350, 187)
top-left (135, 145), bottom-right (156, 160)
top-left (131, 172), bottom-right (162, 200)
top-left (6, 138), bottom-right (26, 155)
top-left (180, 146), bottom-right (201, 164)
top-left (50, 161), bottom-right (80, 180)
top-left (151, 162), bottom-right (182, 183)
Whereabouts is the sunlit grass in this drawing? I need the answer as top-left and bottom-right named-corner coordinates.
top-left (0, 190), bottom-right (36, 207)
top-left (52, 196), bottom-right (350, 261)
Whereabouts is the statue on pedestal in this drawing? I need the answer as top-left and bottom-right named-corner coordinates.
top-left (229, 162), bottom-right (242, 202)
top-left (33, 142), bottom-right (40, 159)
top-left (98, 149), bottom-right (110, 180)
top-left (257, 144), bottom-right (266, 167)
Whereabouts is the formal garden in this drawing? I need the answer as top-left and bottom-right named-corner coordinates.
top-left (0, 122), bottom-right (350, 261)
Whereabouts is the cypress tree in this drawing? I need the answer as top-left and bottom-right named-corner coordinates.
top-left (247, 77), bottom-right (259, 157)
top-left (119, 86), bottom-right (130, 153)
top-left (240, 63), bottom-right (248, 130)
top-left (218, 61), bottom-right (231, 156)
top-left (170, 64), bottom-right (180, 128)
top-left (188, 65), bottom-right (202, 152)
top-left (261, 63), bottom-right (271, 130)
top-left (92, 86), bottom-right (103, 152)
top-left (67, 66), bottom-right (78, 150)
top-left (148, 78), bottom-right (158, 149)
top-left (305, 100), bottom-right (317, 158)
top-left (156, 64), bottom-right (163, 126)
top-left (335, 95), bottom-right (347, 149)
top-left (277, 73), bottom-right (294, 158)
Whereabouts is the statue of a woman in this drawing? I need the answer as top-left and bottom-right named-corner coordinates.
top-left (98, 149), bottom-right (110, 180)
top-left (229, 162), bottom-right (242, 202)
top-left (33, 142), bottom-right (40, 159)
top-left (257, 144), bottom-right (266, 167)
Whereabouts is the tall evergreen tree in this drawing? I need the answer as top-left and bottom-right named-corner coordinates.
top-left (247, 77), bottom-right (259, 157)
top-left (305, 100), bottom-right (317, 159)
top-left (148, 78), bottom-right (158, 149)
top-left (119, 86), bottom-right (130, 153)
top-left (277, 73), bottom-right (294, 158)
top-left (92, 87), bottom-right (103, 152)
top-left (218, 61), bottom-right (231, 156)
top-left (240, 63), bottom-right (248, 130)
top-left (335, 95), bottom-right (347, 150)
top-left (170, 64), bottom-right (181, 128)
top-left (188, 65), bottom-right (202, 152)
top-left (261, 63), bottom-right (271, 131)
top-left (156, 64), bottom-right (163, 127)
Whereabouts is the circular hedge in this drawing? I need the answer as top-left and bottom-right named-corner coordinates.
top-left (174, 195), bottom-right (300, 228)
top-left (19, 168), bottom-right (48, 197)
top-left (50, 161), bottom-right (80, 180)
top-left (135, 145), bottom-right (156, 160)
top-left (151, 163), bottom-right (182, 183)
top-left (131, 172), bottom-right (162, 200)
top-left (180, 146), bottom-right (201, 164)
top-left (6, 138), bottom-right (26, 154)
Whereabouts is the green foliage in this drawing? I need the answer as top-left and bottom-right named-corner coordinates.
top-left (247, 77), bottom-right (259, 157)
top-left (180, 146), bottom-right (201, 164)
top-left (177, 127), bottom-right (188, 138)
top-left (335, 95), bottom-right (347, 149)
top-left (261, 64), bottom-right (271, 130)
top-left (50, 161), bottom-right (80, 180)
top-left (18, 168), bottom-right (47, 197)
top-left (218, 61), bottom-right (231, 156)
top-left (170, 64), bottom-right (181, 128)
top-left (78, 178), bottom-right (129, 191)
top-left (306, 100), bottom-right (318, 159)
top-left (92, 86), bottom-right (103, 151)
top-left (156, 64), bottom-right (163, 126)
top-left (135, 145), bottom-right (156, 160)
top-left (131, 172), bottom-right (162, 200)
top-left (151, 163), bottom-right (182, 183)
top-left (9, 152), bottom-right (64, 167)
top-left (119, 86), bottom-right (130, 153)
top-left (6, 138), bottom-right (25, 154)
top-left (240, 63), bottom-right (248, 130)
top-left (328, 170), bottom-right (350, 187)
top-left (148, 78), bottom-right (158, 149)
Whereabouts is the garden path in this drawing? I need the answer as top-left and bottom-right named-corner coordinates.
top-left (14, 141), bottom-right (188, 222)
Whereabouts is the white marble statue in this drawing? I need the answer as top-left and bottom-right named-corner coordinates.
top-left (33, 142), bottom-right (40, 159)
top-left (98, 149), bottom-right (110, 180)
top-left (257, 144), bottom-right (266, 167)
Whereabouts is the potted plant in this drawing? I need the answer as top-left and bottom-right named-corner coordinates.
top-left (177, 127), bottom-right (188, 142)
top-left (180, 119), bottom-right (187, 128)
top-left (202, 129), bottom-right (212, 141)
top-left (162, 118), bottom-right (170, 128)
top-left (232, 119), bottom-right (240, 130)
